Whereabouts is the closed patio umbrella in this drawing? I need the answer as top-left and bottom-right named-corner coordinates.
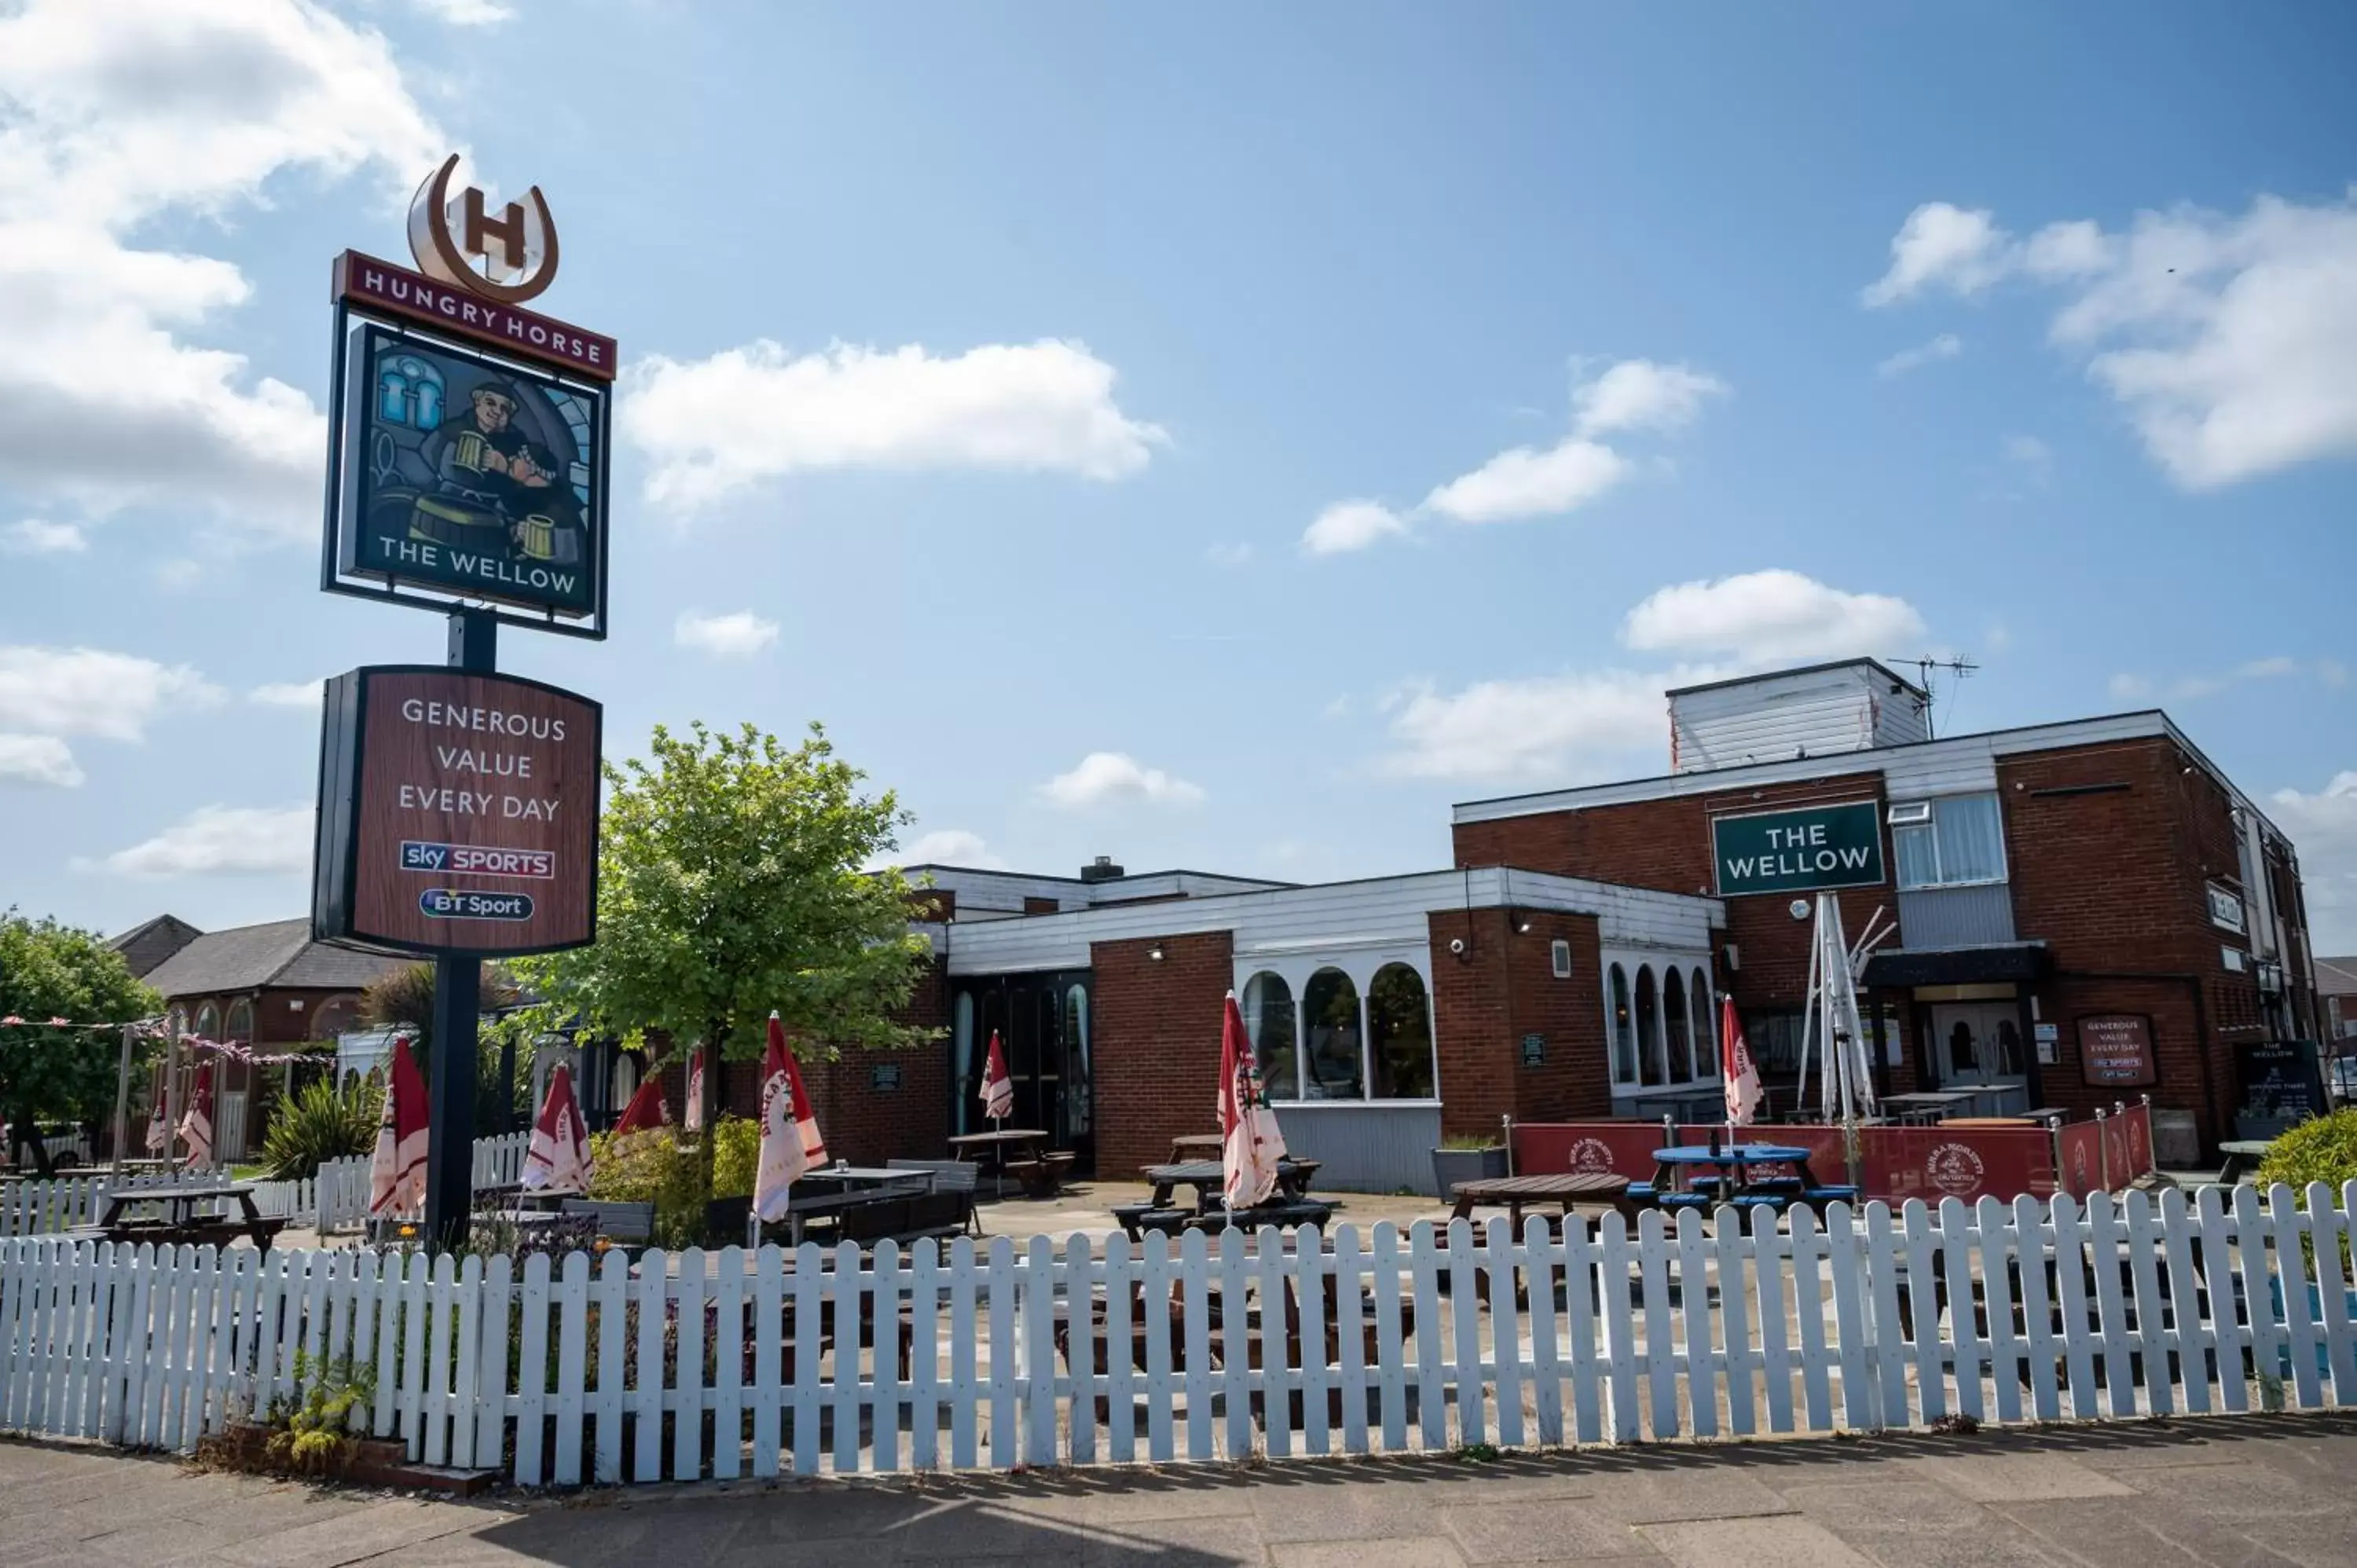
top-left (522, 1061), bottom-right (592, 1195)
top-left (755, 1012), bottom-right (827, 1224)
top-left (1219, 991), bottom-right (1286, 1212)
top-left (368, 1035), bottom-right (429, 1218)
top-left (613, 1069), bottom-right (669, 1135)
top-left (177, 1062), bottom-right (214, 1169)
top-left (980, 1029), bottom-right (1014, 1124)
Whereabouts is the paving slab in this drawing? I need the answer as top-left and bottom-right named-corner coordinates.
top-left (1438, 1498), bottom-right (1653, 1562)
top-left (1902, 1451), bottom-right (2135, 1502)
top-left (1640, 1518), bottom-right (1880, 1568)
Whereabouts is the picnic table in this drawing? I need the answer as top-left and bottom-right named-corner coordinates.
top-left (1640, 1143), bottom-right (1846, 1214)
top-left (1882, 1090), bottom-right (1987, 1125)
top-left (947, 1128), bottom-right (1072, 1196)
top-left (89, 1181), bottom-right (286, 1253)
top-left (1448, 1171), bottom-right (1633, 1230)
top-left (1167, 1133), bottom-right (1224, 1162)
top-left (1143, 1158), bottom-right (1321, 1209)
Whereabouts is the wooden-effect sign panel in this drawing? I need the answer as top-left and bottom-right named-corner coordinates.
top-left (314, 666), bottom-right (600, 956)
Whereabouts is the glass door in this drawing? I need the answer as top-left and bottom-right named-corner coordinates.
top-left (1926, 1002), bottom-right (2029, 1112)
top-left (950, 971), bottom-right (1094, 1171)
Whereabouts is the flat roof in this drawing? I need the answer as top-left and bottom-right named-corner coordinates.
top-left (1664, 657), bottom-right (1927, 701)
top-left (898, 863), bottom-right (1294, 889)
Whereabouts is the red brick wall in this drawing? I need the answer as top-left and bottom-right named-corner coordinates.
top-left (1426, 909), bottom-right (1609, 1135)
top-left (799, 956), bottom-right (951, 1165)
top-left (1090, 930), bottom-right (1233, 1180)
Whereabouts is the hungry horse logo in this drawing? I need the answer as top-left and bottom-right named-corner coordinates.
top-left (1567, 1137), bottom-right (1615, 1174)
top-left (1925, 1141), bottom-right (1986, 1197)
top-left (408, 154), bottom-right (561, 305)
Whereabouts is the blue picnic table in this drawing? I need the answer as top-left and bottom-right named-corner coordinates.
top-left (1633, 1143), bottom-right (1857, 1213)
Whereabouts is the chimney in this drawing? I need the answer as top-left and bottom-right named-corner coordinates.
top-left (1080, 855), bottom-right (1125, 884)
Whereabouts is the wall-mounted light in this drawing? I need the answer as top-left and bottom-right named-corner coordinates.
top-left (1147, 944), bottom-right (1164, 962)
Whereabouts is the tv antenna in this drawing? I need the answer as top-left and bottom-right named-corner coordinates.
top-left (1887, 654), bottom-right (1978, 738)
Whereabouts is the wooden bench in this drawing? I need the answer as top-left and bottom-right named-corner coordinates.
top-left (1000, 1150), bottom-right (1075, 1199)
top-left (558, 1198), bottom-right (654, 1244)
top-left (889, 1159), bottom-right (982, 1236)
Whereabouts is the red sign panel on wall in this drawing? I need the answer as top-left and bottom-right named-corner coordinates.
top-left (2078, 1013), bottom-right (2158, 1088)
top-left (313, 666), bottom-right (601, 956)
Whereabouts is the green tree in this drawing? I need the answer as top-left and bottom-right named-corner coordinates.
top-left (509, 721), bottom-right (932, 1156)
top-left (0, 912), bottom-right (159, 1175)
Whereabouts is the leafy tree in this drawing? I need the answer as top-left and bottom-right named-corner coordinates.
top-left (0, 912), bottom-right (159, 1174)
top-left (509, 721), bottom-right (932, 1153)
top-left (358, 960), bottom-right (522, 1127)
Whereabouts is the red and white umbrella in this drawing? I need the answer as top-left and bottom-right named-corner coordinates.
top-left (1721, 993), bottom-right (1762, 1132)
top-left (522, 1061), bottom-right (592, 1195)
top-left (177, 1063), bottom-right (215, 1168)
top-left (978, 1029), bottom-right (1014, 1123)
top-left (1219, 991), bottom-right (1286, 1211)
top-left (369, 1035), bottom-right (430, 1218)
top-left (612, 1069), bottom-right (669, 1135)
top-left (683, 1046), bottom-right (706, 1133)
top-left (144, 1065), bottom-right (167, 1153)
top-left (754, 1013), bottom-right (827, 1224)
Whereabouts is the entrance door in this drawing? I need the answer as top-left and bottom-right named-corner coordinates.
top-left (1926, 1002), bottom-right (2029, 1110)
top-left (952, 972), bottom-right (1094, 1172)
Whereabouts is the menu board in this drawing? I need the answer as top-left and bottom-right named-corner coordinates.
top-left (2077, 1013), bottom-right (2158, 1087)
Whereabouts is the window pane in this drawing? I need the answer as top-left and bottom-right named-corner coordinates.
top-left (1662, 969), bottom-right (1692, 1085)
top-left (1635, 966), bottom-right (1664, 1086)
top-left (1302, 969), bottom-right (1364, 1099)
top-left (1692, 972), bottom-right (1718, 1079)
top-left (1368, 964), bottom-right (1434, 1099)
top-left (1893, 822), bottom-right (1939, 888)
top-left (1935, 795), bottom-right (2007, 883)
top-left (1609, 965), bottom-right (1636, 1084)
top-left (1243, 972), bottom-right (1299, 1100)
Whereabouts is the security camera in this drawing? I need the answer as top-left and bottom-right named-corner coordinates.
top-left (1448, 936), bottom-right (1468, 957)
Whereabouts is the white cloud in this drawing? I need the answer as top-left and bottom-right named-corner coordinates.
top-left (0, 646), bottom-right (220, 739)
top-left (1861, 203), bottom-right (2014, 306)
top-left (1620, 570), bottom-right (1926, 665)
top-left (1864, 192), bottom-right (2357, 489)
top-left (410, 0), bottom-right (513, 24)
top-left (622, 340), bottom-right (1165, 512)
top-left (1, 518), bottom-right (86, 555)
top-left (1039, 752), bottom-right (1204, 810)
top-left (1204, 542), bottom-right (1255, 570)
top-left (2110, 656), bottom-right (2330, 705)
top-left (1377, 668), bottom-right (1688, 782)
top-left (2003, 434), bottom-right (2053, 469)
top-left (2270, 771), bottom-right (2357, 951)
top-left (0, 735), bottom-right (82, 788)
top-left (674, 609), bottom-right (781, 658)
top-left (97, 804), bottom-right (312, 877)
top-left (1305, 357), bottom-right (1725, 554)
top-left (1301, 500), bottom-right (1409, 555)
top-left (1570, 361), bottom-right (1728, 437)
top-left (0, 0), bottom-right (443, 542)
top-left (1876, 333), bottom-right (1963, 378)
top-left (1421, 438), bottom-right (1629, 526)
top-left (248, 679), bottom-right (324, 708)
top-left (890, 829), bottom-right (1007, 870)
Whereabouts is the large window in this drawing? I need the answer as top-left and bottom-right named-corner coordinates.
top-left (1608, 965), bottom-right (1637, 1084)
top-left (1634, 966), bottom-right (1664, 1086)
top-left (1367, 964), bottom-right (1435, 1100)
top-left (1662, 968), bottom-right (1694, 1084)
top-left (1302, 969), bottom-right (1365, 1099)
top-left (1242, 972), bottom-right (1299, 1099)
top-left (1891, 793), bottom-right (2007, 889)
top-left (1691, 972), bottom-right (1717, 1075)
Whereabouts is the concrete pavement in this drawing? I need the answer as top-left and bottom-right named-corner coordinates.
top-left (2, 1413), bottom-right (2352, 1567)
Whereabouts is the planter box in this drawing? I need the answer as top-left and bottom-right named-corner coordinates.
top-left (197, 1423), bottom-right (500, 1495)
top-left (1431, 1145), bottom-right (1508, 1199)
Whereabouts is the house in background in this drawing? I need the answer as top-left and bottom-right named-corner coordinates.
top-left (2318, 956), bottom-right (2357, 1045)
top-left (107, 914), bottom-right (203, 980)
top-left (123, 918), bottom-right (409, 1160)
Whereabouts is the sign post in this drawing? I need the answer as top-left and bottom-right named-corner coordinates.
top-left (313, 158), bottom-right (612, 1250)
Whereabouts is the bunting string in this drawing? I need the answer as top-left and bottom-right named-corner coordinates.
top-left (0, 1015), bottom-right (339, 1067)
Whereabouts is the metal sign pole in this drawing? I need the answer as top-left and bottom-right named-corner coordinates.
top-left (423, 606), bottom-right (494, 1251)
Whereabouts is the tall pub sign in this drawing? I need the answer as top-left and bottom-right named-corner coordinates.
top-left (313, 156), bottom-right (612, 1247)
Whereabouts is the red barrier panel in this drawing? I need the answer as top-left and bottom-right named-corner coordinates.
top-left (2056, 1119), bottom-right (2105, 1197)
top-left (1514, 1119), bottom-right (2058, 1203)
top-left (2110, 1102), bottom-right (2155, 1187)
top-left (1512, 1122), bottom-right (1682, 1178)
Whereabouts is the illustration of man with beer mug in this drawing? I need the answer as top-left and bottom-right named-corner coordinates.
top-left (416, 380), bottom-right (582, 567)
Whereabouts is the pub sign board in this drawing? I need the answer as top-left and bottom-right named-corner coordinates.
top-left (2077, 1013), bottom-right (2159, 1087)
top-left (314, 666), bottom-right (601, 957)
top-left (1710, 801), bottom-right (1886, 898)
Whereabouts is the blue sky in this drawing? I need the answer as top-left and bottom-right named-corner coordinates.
top-left (2, 1), bottom-right (2354, 950)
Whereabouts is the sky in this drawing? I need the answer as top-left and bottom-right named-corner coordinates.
top-left (2, 1), bottom-right (2354, 954)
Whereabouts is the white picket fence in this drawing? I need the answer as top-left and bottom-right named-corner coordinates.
top-left (2, 1183), bottom-right (2354, 1486)
top-left (0, 1171), bottom-right (226, 1240)
top-left (473, 1130), bottom-right (527, 1191)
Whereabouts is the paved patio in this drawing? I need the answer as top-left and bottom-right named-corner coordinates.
top-left (2, 1412), bottom-right (2352, 1566)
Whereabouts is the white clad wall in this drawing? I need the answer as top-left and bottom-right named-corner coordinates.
top-left (1671, 665), bottom-right (1924, 775)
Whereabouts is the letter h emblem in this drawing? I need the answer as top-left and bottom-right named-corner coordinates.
top-left (464, 187), bottom-right (531, 273)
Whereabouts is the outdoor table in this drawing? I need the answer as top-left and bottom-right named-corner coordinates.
top-left (98, 1181), bottom-right (284, 1252)
top-left (948, 1128), bottom-right (1049, 1172)
top-left (1142, 1158), bottom-right (1321, 1210)
top-left (1448, 1171), bottom-right (1633, 1231)
top-left (1881, 1090), bottom-right (1981, 1126)
top-left (797, 1165), bottom-right (937, 1193)
top-left (2216, 1139), bottom-right (2272, 1184)
top-left (1167, 1133), bottom-right (1224, 1162)
top-left (1648, 1144), bottom-right (1818, 1209)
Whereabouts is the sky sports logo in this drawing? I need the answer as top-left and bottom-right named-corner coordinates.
top-left (419, 888), bottom-right (535, 922)
top-left (400, 840), bottom-right (555, 879)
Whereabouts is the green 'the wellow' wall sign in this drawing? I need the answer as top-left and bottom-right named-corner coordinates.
top-left (1710, 800), bottom-right (1886, 897)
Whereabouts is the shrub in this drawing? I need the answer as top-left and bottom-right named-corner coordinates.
top-left (710, 1114), bottom-right (759, 1198)
top-left (2257, 1109), bottom-right (2357, 1200)
top-left (587, 1127), bottom-right (706, 1247)
top-left (261, 1078), bottom-right (379, 1181)
top-left (263, 1350), bottom-right (376, 1474)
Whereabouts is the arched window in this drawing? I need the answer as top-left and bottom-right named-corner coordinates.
top-left (1301, 969), bottom-right (1364, 1100)
top-left (1691, 972), bottom-right (1717, 1078)
top-left (195, 1002), bottom-right (219, 1044)
top-left (612, 1053), bottom-right (640, 1105)
top-left (1241, 973), bottom-right (1299, 1100)
top-left (376, 354), bottom-right (445, 429)
top-left (1635, 966), bottom-right (1663, 1086)
top-left (1662, 967), bottom-right (1692, 1085)
top-left (310, 994), bottom-right (361, 1041)
top-left (1608, 965), bottom-right (1636, 1085)
top-left (1368, 964), bottom-right (1435, 1100)
top-left (225, 1000), bottom-right (254, 1044)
